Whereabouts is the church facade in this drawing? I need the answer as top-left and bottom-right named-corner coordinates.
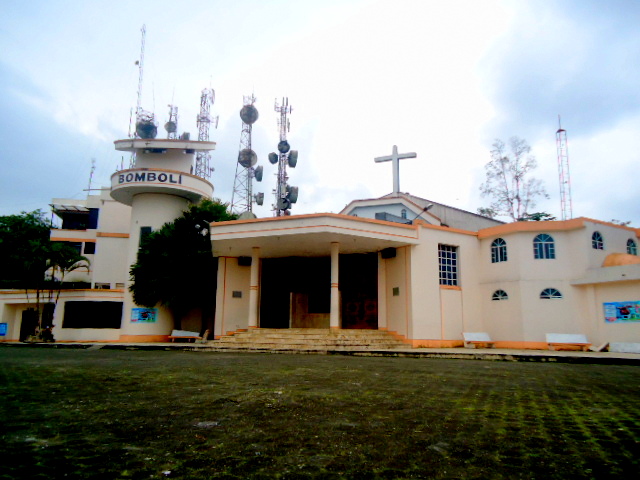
top-left (210, 193), bottom-right (640, 350)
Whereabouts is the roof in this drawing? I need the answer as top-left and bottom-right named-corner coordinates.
top-left (50, 204), bottom-right (90, 214)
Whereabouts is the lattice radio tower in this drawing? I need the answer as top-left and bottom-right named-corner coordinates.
top-left (556, 116), bottom-right (572, 220)
top-left (269, 97), bottom-right (299, 216)
top-left (195, 88), bottom-right (218, 179)
top-left (230, 95), bottom-right (264, 215)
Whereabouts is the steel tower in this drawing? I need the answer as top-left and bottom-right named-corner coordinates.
top-left (269, 97), bottom-right (299, 216)
top-left (556, 116), bottom-right (572, 220)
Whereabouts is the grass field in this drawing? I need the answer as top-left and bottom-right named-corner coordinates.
top-left (1, 347), bottom-right (639, 479)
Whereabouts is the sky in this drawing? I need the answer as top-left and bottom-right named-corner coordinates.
top-left (1, 0), bottom-right (639, 225)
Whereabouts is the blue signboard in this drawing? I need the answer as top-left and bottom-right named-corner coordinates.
top-left (604, 301), bottom-right (640, 323)
top-left (131, 308), bottom-right (157, 323)
top-left (0, 323), bottom-right (7, 336)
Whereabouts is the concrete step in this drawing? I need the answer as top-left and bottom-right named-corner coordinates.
top-left (213, 328), bottom-right (407, 351)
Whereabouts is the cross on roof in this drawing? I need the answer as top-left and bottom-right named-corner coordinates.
top-left (374, 145), bottom-right (417, 195)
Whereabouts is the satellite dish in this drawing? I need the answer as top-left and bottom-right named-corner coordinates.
top-left (287, 186), bottom-right (299, 204)
top-left (255, 192), bottom-right (264, 206)
top-left (238, 211), bottom-right (257, 220)
top-left (277, 140), bottom-right (290, 154)
top-left (136, 121), bottom-right (158, 139)
top-left (288, 150), bottom-right (298, 168)
top-left (254, 165), bottom-right (263, 182)
top-left (277, 197), bottom-right (291, 210)
top-left (238, 149), bottom-right (257, 168)
top-left (164, 121), bottom-right (177, 133)
top-left (240, 105), bottom-right (259, 125)
top-left (268, 152), bottom-right (278, 164)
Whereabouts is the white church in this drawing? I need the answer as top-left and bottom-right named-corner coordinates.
top-left (1, 109), bottom-right (639, 352)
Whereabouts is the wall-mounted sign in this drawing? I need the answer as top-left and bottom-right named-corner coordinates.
top-left (0, 323), bottom-right (7, 336)
top-left (118, 172), bottom-right (182, 185)
top-left (131, 308), bottom-right (157, 323)
top-left (604, 301), bottom-right (640, 323)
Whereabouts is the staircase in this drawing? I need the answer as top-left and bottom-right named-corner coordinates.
top-left (211, 328), bottom-right (408, 352)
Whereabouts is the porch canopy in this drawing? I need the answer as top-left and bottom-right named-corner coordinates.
top-left (209, 213), bottom-right (420, 258)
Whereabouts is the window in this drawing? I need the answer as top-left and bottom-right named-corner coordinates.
top-left (533, 234), bottom-right (555, 259)
top-left (491, 238), bottom-right (508, 263)
top-left (627, 239), bottom-right (637, 255)
top-left (540, 288), bottom-right (562, 299)
top-left (592, 231), bottom-right (604, 250)
top-left (401, 209), bottom-right (407, 219)
top-left (492, 290), bottom-right (508, 301)
top-left (83, 242), bottom-right (96, 255)
top-left (438, 244), bottom-right (458, 286)
top-left (139, 226), bottom-right (153, 246)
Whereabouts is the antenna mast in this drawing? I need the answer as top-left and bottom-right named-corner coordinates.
top-left (87, 158), bottom-right (96, 191)
top-left (556, 116), bottom-right (572, 220)
top-left (195, 88), bottom-right (218, 178)
top-left (269, 97), bottom-right (299, 216)
top-left (135, 25), bottom-right (146, 122)
top-left (231, 95), bottom-right (263, 215)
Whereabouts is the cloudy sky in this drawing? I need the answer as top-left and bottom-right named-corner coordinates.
top-left (1, 0), bottom-right (639, 225)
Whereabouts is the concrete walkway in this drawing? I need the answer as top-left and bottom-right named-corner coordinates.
top-left (2, 341), bottom-right (640, 365)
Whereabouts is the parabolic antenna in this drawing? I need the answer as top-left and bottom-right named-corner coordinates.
top-left (287, 185), bottom-right (299, 203)
top-left (268, 152), bottom-right (279, 164)
top-left (240, 105), bottom-right (259, 125)
top-left (288, 150), bottom-right (298, 168)
top-left (278, 140), bottom-right (290, 154)
top-left (254, 165), bottom-right (263, 182)
top-left (255, 192), bottom-right (264, 206)
top-left (164, 121), bottom-right (177, 133)
top-left (238, 211), bottom-right (257, 220)
top-left (136, 121), bottom-right (158, 139)
top-left (277, 197), bottom-right (291, 210)
top-left (238, 148), bottom-right (257, 168)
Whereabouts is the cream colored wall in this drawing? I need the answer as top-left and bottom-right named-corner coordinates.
top-left (409, 227), bottom-right (483, 342)
top-left (96, 197), bottom-right (131, 233)
top-left (0, 304), bottom-right (23, 340)
top-left (135, 150), bottom-right (193, 173)
top-left (91, 237), bottom-right (129, 287)
top-left (383, 247), bottom-right (409, 337)
top-left (481, 281), bottom-right (524, 341)
top-left (214, 257), bottom-right (252, 335)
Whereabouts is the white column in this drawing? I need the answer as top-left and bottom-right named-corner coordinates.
top-left (248, 247), bottom-right (260, 328)
top-left (330, 242), bottom-right (340, 329)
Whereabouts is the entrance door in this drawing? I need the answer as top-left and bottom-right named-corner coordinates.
top-left (340, 253), bottom-right (378, 329)
top-left (260, 257), bottom-right (330, 328)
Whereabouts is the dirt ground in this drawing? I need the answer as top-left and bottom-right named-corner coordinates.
top-left (1, 347), bottom-right (639, 479)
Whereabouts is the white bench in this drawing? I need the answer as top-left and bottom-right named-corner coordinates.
top-left (546, 333), bottom-right (591, 351)
top-left (168, 329), bottom-right (202, 343)
top-left (463, 332), bottom-right (495, 349)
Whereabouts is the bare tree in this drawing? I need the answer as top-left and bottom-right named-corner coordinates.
top-left (478, 137), bottom-right (549, 221)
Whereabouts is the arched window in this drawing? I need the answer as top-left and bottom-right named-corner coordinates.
top-left (491, 238), bottom-right (508, 263)
top-left (492, 289), bottom-right (509, 301)
top-left (540, 288), bottom-right (563, 299)
top-left (627, 239), bottom-right (638, 256)
top-left (592, 231), bottom-right (604, 250)
top-left (533, 234), bottom-right (555, 259)
top-left (401, 209), bottom-right (407, 219)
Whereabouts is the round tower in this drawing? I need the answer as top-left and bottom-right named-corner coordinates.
top-left (110, 137), bottom-right (215, 340)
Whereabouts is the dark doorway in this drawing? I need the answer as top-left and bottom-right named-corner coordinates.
top-left (260, 257), bottom-right (330, 328)
top-left (259, 253), bottom-right (378, 329)
top-left (19, 304), bottom-right (54, 341)
top-left (340, 253), bottom-right (378, 329)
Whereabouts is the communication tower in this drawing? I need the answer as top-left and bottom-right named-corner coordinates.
top-left (556, 116), bottom-right (572, 220)
top-left (269, 97), bottom-right (299, 216)
top-left (195, 88), bottom-right (218, 179)
top-left (164, 105), bottom-right (178, 139)
top-left (231, 94), bottom-right (264, 216)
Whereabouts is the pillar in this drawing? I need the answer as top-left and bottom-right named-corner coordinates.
top-left (248, 247), bottom-right (260, 328)
top-left (330, 242), bottom-right (340, 329)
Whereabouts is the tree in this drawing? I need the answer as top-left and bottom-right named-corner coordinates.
top-left (478, 137), bottom-right (549, 222)
top-left (129, 199), bottom-right (237, 330)
top-left (0, 210), bottom-right (89, 340)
